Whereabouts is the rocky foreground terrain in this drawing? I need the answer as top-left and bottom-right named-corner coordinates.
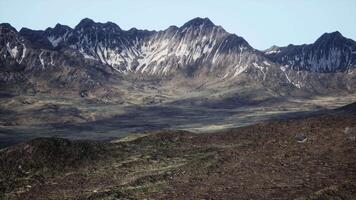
top-left (1, 102), bottom-right (355, 200)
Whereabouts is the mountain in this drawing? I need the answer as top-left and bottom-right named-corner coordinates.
top-left (21, 17), bottom-right (273, 78)
top-left (1, 17), bottom-right (303, 105)
top-left (0, 18), bottom-right (284, 81)
top-left (264, 31), bottom-right (356, 73)
top-left (2, 18), bottom-right (356, 99)
top-left (0, 17), bottom-right (356, 128)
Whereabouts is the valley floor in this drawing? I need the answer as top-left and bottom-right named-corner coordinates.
top-left (1, 105), bottom-right (356, 199)
top-left (1, 93), bottom-right (356, 148)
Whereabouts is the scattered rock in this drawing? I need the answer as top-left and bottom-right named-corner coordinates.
top-left (21, 99), bottom-right (34, 104)
top-left (344, 127), bottom-right (356, 141)
top-left (295, 133), bottom-right (307, 143)
top-left (80, 90), bottom-right (89, 97)
top-left (344, 127), bottom-right (353, 134)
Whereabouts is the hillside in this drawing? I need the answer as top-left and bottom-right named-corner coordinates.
top-left (1, 103), bottom-right (356, 199)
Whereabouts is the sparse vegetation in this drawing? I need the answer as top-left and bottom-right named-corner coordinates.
top-left (1, 109), bottom-right (356, 199)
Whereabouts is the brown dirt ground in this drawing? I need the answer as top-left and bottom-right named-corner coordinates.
top-left (1, 112), bottom-right (356, 200)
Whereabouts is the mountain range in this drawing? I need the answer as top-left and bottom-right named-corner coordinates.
top-left (1, 17), bottom-right (356, 100)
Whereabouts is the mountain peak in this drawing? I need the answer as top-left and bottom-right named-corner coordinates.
top-left (315, 31), bottom-right (346, 44)
top-left (79, 18), bottom-right (95, 25)
top-left (0, 23), bottom-right (17, 33)
top-left (322, 31), bottom-right (343, 39)
top-left (181, 17), bottom-right (215, 28)
top-left (326, 31), bottom-right (342, 37)
top-left (75, 18), bottom-right (121, 32)
top-left (46, 23), bottom-right (72, 33)
top-left (102, 21), bottom-right (121, 31)
top-left (75, 18), bottom-right (96, 30)
top-left (54, 23), bottom-right (71, 30)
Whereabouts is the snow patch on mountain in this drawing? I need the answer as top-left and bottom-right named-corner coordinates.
top-left (263, 61), bottom-right (271, 66)
top-left (19, 44), bottom-right (26, 64)
top-left (281, 65), bottom-right (302, 88)
top-left (253, 62), bottom-right (267, 80)
top-left (39, 51), bottom-right (45, 69)
top-left (6, 42), bottom-right (18, 58)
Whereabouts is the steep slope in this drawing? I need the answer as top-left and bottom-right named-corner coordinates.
top-left (265, 31), bottom-right (356, 72)
top-left (262, 32), bottom-right (356, 93)
top-left (40, 17), bottom-right (274, 79)
top-left (0, 24), bottom-right (27, 77)
top-left (3, 17), bottom-right (355, 97)
top-left (0, 22), bottom-right (120, 97)
top-left (1, 17), bottom-right (297, 102)
top-left (2, 18), bottom-right (280, 80)
top-left (2, 18), bottom-right (356, 92)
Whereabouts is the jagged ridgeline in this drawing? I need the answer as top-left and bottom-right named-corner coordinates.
top-left (1, 17), bottom-right (356, 97)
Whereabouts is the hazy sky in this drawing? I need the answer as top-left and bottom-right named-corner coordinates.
top-left (1, 0), bottom-right (355, 50)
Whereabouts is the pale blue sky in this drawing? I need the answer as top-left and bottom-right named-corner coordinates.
top-left (1, 0), bottom-right (355, 50)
